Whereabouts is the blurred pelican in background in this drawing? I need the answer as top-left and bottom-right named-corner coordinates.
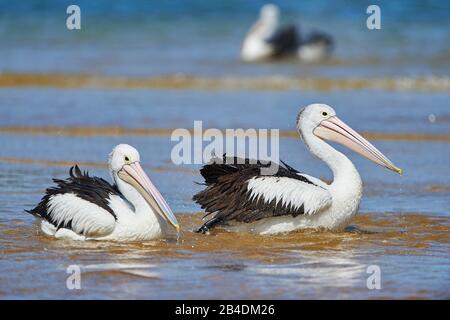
top-left (241, 4), bottom-right (334, 62)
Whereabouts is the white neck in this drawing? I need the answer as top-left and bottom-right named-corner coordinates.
top-left (113, 173), bottom-right (161, 223)
top-left (255, 16), bottom-right (278, 39)
top-left (301, 130), bottom-right (362, 195)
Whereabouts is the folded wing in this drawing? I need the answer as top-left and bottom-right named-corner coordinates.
top-left (27, 165), bottom-right (120, 237)
top-left (193, 156), bottom-right (332, 232)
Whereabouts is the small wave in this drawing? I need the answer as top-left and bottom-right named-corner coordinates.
top-left (1, 126), bottom-right (449, 141)
top-left (0, 72), bottom-right (449, 91)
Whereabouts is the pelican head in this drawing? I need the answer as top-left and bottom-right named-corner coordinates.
top-left (260, 4), bottom-right (279, 22)
top-left (297, 104), bottom-right (402, 175)
top-left (109, 144), bottom-right (180, 230)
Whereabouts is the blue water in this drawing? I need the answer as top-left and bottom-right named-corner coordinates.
top-left (1, 88), bottom-right (449, 134)
top-left (0, 0), bottom-right (449, 76)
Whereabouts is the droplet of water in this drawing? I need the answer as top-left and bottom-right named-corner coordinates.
top-left (428, 114), bottom-right (436, 123)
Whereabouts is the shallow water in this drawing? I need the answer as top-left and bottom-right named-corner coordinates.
top-left (1, 211), bottom-right (449, 299)
top-left (0, 0), bottom-right (449, 300)
top-left (0, 88), bottom-right (449, 299)
top-left (0, 126), bottom-right (449, 299)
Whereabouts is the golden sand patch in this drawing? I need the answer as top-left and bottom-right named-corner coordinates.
top-left (1, 72), bottom-right (449, 91)
top-left (1, 126), bottom-right (449, 141)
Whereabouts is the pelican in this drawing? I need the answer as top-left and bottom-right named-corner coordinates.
top-left (240, 4), bottom-right (333, 62)
top-left (27, 144), bottom-right (179, 241)
top-left (193, 104), bottom-right (402, 235)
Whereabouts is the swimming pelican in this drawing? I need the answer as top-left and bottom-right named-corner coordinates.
top-left (193, 104), bottom-right (402, 235)
top-left (241, 4), bottom-right (333, 62)
top-left (27, 144), bottom-right (179, 241)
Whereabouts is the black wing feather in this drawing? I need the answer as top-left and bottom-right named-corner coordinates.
top-left (266, 24), bottom-right (299, 57)
top-left (193, 155), bottom-right (316, 233)
top-left (26, 165), bottom-right (120, 229)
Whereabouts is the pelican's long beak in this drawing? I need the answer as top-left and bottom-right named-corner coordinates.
top-left (118, 162), bottom-right (180, 231)
top-left (314, 116), bottom-right (402, 175)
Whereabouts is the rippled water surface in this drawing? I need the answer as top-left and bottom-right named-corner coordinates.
top-left (1, 89), bottom-right (449, 299)
top-left (0, 0), bottom-right (449, 299)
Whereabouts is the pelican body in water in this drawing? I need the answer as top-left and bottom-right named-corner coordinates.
top-left (27, 144), bottom-right (179, 241)
top-left (241, 4), bottom-right (333, 62)
top-left (194, 104), bottom-right (402, 235)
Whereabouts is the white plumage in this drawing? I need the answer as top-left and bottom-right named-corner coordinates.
top-left (241, 4), bottom-right (279, 61)
top-left (46, 193), bottom-right (116, 237)
top-left (247, 176), bottom-right (332, 215)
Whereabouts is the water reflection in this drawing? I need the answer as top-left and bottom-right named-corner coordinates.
top-left (81, 263), bottom-right (160, 279)
top-left (250, 251), bottom-right (366, 289)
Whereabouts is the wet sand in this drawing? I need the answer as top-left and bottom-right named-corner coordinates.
top-left (0, 126), bottom-right (450, 141)
top-left (1, 73), bottom-right (449, 92)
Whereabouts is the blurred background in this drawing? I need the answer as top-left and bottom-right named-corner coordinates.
top-left (0, 0), bottom-right (449, 299)
top-left (1, 0), bottom-right (449, 76)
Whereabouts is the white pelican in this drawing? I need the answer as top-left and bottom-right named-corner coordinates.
top-left (241, 4), bottom-right (333, 62)
top-left (27, 144), bottom-right (179, 241)
top-left (193, 104), bottom-right (402, 235)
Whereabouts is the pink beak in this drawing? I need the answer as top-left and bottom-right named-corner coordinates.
top-left (118, 162), bottom-right (180, 230)
top-left (314, 116), bottom-right (402, 175)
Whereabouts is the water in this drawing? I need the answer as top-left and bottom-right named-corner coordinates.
top-left (0, 0), bottom-right (449, 299)
top-left (1, 0), bottom-right (449, 77)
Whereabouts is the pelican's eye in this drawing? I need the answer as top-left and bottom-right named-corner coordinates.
top-left (124, 156), bottom-right (130, 162)
top-left (322, 111), bottom-right (328, 117)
